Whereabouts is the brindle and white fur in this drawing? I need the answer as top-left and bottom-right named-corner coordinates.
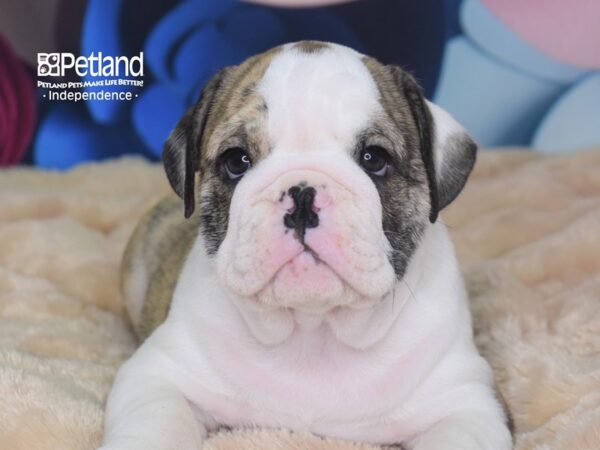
top-left (101, 42), bottom-right (512, 450)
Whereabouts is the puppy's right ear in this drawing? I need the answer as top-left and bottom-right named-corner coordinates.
top-left (163, 68), bottom-right (230, 218)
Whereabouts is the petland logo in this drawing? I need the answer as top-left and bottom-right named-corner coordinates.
top-left (37, 52), bottom-right (144, 102)
top-left (38, 52), bottom-right (144, 77)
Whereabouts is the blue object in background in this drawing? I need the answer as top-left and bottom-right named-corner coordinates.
top-left (435, 0), bottom-right (600, 153)
top-left (435, 37), bottom-right (564, 146)
top-left (143, 0), bottom-right (238, 93)
top-left (34, 0), bottom-right (450, 169)
top-left (132, 84), bottom-right (186, 155)
top-left (81, 0), bottom-right (143, 124)
top-left (532, 74), bottom-right (600, 153)
top-left (34, 103), bottom-right (146, 168)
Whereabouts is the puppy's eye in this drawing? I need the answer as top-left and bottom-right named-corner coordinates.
top-left (222, 147), bottom-right (252, 179)
top-left (360, 146), bottom-right (389, 176)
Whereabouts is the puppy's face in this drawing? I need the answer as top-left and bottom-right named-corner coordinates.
top-left (164, 42), bottom-right (475, 316)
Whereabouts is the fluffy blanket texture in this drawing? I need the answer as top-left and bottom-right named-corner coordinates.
top-left (0, 150), bottom-right (599, 450)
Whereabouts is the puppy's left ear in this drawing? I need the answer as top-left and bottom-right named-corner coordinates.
top-left (392, 68), bottom-right (477, 223)
top-left (163, 67), bottom-right (230, 218)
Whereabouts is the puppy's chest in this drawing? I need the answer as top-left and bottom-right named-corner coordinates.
top-left (186, 326), bottom-right (418, 436)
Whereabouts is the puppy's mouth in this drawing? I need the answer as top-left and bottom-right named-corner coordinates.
top-left (251, 246), bottom-right (381, 314)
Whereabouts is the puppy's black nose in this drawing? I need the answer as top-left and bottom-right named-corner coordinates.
top-left (284, 184), bottom-right (319, 241)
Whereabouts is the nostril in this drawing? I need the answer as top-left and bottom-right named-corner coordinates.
top-left (283, 213), bottom-right (297, 229)
top-left (306, 213), bottom-right (319, 228)
top-left (287, 185), bottom-right (302, 198)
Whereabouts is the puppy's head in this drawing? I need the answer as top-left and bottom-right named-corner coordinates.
top-left (164, 42), bottom-right (476, 317)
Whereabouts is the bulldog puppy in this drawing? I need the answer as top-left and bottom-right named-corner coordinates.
top-left (100, 41), bottom-right (512, 450)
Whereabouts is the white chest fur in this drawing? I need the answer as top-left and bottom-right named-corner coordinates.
top-left (135, 223), bottom-right (483, 444)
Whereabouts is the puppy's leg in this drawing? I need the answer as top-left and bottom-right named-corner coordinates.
top-left (98, 349), bottom-right (206, 450)
top-left (409, 409), bottom-right (512, 450)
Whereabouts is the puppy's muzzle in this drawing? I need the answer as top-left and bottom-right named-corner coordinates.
top-left (283, 184), bottom-right (319, 242)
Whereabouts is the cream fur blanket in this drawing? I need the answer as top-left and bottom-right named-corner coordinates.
top-left (0, 150), bottom-right (599, 450)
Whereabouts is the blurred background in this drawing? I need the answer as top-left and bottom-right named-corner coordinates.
top-left (0, 0), bottom-right (598, 169)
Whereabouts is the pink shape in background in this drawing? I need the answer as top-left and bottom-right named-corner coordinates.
top-left (0, 34), bottom-right (36, 166)
top-left (483, 0), bottom-right (600, 69)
